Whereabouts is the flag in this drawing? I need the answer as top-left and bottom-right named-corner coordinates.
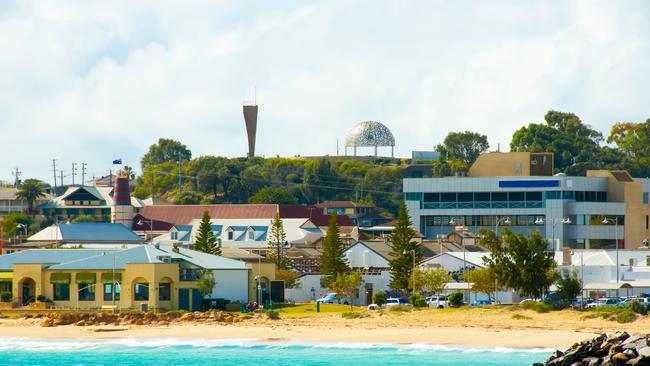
top-left (112, 158), bottom-right (122, 165)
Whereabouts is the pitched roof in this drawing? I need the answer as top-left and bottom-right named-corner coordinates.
top-left (28, 223), bottom-right (144, 243)
top-left (135, 204), bottom-right (354, 229)
top-left (0, 245), bottom-right (248, 271)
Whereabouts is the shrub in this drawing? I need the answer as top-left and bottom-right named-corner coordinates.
top-left (625, 300), bottom-right (648, 315)
top-left (616, 309), bottom-right (636, 323)
top-left (0, 292), bottom-right (12, 302)
top-left (36, 295), bottom-right (51, 303)
top-left (409, 293), bottom-right (427, 308)
top-left (388, 305), bottom-right (411, 312)
top-left (342, 312), bottom-right (367, 319)
top-left (449, 292), bottom-right (464, 307)
top-left (521, 301), bottom-right (552, 313)
top-left (512, 313), bottom-right (532, 320)
top-left (265, 310), bottom-right (280, 320)
top-left (372, 291), bottom-right (387, 306)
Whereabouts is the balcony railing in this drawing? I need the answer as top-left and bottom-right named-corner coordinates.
top-left (422, 201), bottom-right (544, 210)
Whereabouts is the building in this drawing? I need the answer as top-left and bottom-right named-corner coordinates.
top-left (0, 187), bottom-right (50, 218)
top-left (315, 201), bottom-right (392, 227)
top-left (0, 245), bottom-right (253, 311)
top-left (38, 185), bottom-right (144, 222)
top-left (133, 204), bottom-right (357, 243)
top-left (152, 218), bottom-right (325, 249)
top-left (404, 152), bottom-right (650, 249)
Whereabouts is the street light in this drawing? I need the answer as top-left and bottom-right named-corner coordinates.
top-left (137, 219), bottom-right (154, 243)
top-left (536, 217), bottom-right (571, 251)
top-left (16, 223), bottom-right (28, 243)
top-left (602, 216), bottom-right (620, 286)
top-left (403, 249), bottom-right (417, 296)
top-left (494, 216), bottom-right (511, 237)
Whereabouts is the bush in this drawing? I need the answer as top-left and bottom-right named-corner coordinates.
top-left (616, 309), bottom-right (636, 323)
top-left (342, 311), bottom-right (367, 319)
top-left (521, 301), bottom-right (552, 313)
top-left (265, 310), bottom-right (280, 320)
top-left (388, 305), bottom-right (411, 312)
top-left (36, 295), bottom-right (51, 303)
top-left (449, 292), bottom-right (464, 307)
top-left (512, 313), bottom-right (532, 320)
top-left (625, 300), bottom-right (648, 315)
top-left (409, 293), bottom-right (427, 308)
top-left (372, 291), bottom-right (387, 306)
top-left (0, 292), bottom-right (12, 302)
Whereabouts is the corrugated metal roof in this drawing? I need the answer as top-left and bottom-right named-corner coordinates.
top-left (0, 249), bottom-right (114, 270)
top-left (29, 223), bottom-right (144, 243)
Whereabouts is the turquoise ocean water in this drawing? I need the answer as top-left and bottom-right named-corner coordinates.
top-left (0, 338), bottom-right (551, 365)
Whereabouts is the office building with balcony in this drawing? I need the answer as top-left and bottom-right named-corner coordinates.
top-left (404, 152), bottom-right (650, 250)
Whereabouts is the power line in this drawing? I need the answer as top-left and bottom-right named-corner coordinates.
top-left (81, 162), bottom-right (87, 186)
top-left (71, 163), bottom-right (77, 185)
top-left (51, 159), bottom-right (58, 192)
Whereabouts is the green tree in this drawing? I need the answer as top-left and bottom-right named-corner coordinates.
top-left (174, 190), bottom-right (205, 204)
top-left (480, 229), bottom-right (557, 299)
top-left (555, 270), bottom-right (582, 308)
top-left (123, 166), bottom-right (136, 180)
top-left (71, 214), bottom-right (101, 223)
top-left (411, 268), bottom-right (450, 294)
top-left (250, 186), bottom-right (298, 204)
top-left (463, 268), bottom-right (497, 302)
top-left (320, 212), bottom-right (349, 287)
top-left (448, 292), bottom-right (464, 307)
top-left (197, 269), bottom-right (216, 300)
top-left (372, 291), bottom-right (387, 306)
top-left (510, 111), bottom-right (604, 172)
top-left (194, 211), bottom-right (221, 255)
top-left (16, 179), bottom-right (46, 214)
top-left (330, 272), bottom-right (363, 311)
top-left (275, 269), bottom-right (299, 288)
top-left (435, 131), bottom-right (489, 165)
top-left (267, 213), bottom-right (288, 269)
top-left (141, 138), bottom-right (192, 169)
top-left (0, 213), bottom-right (32, 238)
top-left (388, 201), bottom-right (423, 291)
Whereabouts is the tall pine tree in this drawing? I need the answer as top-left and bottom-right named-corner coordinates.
top-left (319, 212), bottom-right (348, 287)
top-left (194, 210), bottom-right (221, 255)
top-left (388, 201), bottom-right (423, 292)
top-left (268, 213), bottom-right (288, 269)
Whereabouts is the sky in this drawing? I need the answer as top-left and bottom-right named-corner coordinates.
top-left (1, 0), bottom-right (650, 185)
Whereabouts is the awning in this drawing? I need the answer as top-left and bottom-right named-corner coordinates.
top-left (0, 272), bottom-right (12, 282)
top-left (75, 273), bottom-right (96, 284)
top-left (101, 272), bottom-right (122, 283)
top-left (50, 273), bottom-right (71, 284)
top-left (583, 282), bottom-right (633, 290)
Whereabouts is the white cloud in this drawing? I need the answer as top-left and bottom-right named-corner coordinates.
top-left (1, 0), bottom-right (650, 183)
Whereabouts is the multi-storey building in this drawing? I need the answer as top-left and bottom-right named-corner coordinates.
top-left (404, 152), bottom-right (650, 250)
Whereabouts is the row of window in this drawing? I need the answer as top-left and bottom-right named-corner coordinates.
top-left (422, 215), bottom-right (625, 227)
top-left (52, 282), bottom-right (171, 302)
top-left (43, 208), bottom-right (111, 216)
top-left (567, 239), bottom-right (624, 250)
top-left (406, 190), bottom-right (609, 203)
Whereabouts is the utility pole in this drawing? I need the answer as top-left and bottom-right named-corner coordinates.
top-left (12, 167), bottom-right (22, 188)
top-left (178, 152), bottom-right (182, 189)
top-left (108, 169), bottom-right (113, 187)
top-left (59, 170), bottom-right (67, 188)
top-left (81, 162), bottom-right (87, 186)
top-left (51, 159), bottom-right (58, 193)
top-left (71, 163), bottom-right (77, 185)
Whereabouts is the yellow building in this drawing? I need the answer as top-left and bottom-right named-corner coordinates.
top-left (0, 245), bottom-right (271, 311)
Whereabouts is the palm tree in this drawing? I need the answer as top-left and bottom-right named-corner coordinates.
top-left (16, 179), bottom-right (46, 214)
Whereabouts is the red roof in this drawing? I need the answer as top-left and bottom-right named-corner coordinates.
top-left (133, 204), bottom-right (354, 229)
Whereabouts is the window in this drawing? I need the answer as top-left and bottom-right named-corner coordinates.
top-left (170, 232), bottom-right (178, 240)
top-left (440, 193), bottom-right (456, 202)
top-left (508, 192), bottom-right (524, 202)
top-left (78, 284), bottom-right (95, 301)
top-left (474, 192), bottom-right (490, 202)
top-left (457, 192), bottom-right (473, 202)
top-left (644, 192), bottom-right (649, 205)
top-left (134, 283), bottom-right (149, 301)
top-left (545, 191), bottom-right (561, 200)
top-left (159, 283), bottom-right (171, 301)
top-left (104, 283), bottom-right (120, 301)
top-left (525, 192), bottom-right (542, 201)
top-left (53, 283), bottom-right (70, 301)
top-left (227, 231), bottom-right (234, 240)
top-left (248, 230), bottom-right (254, 241)
top-left (491, 192), bottom-right (507, 202)
top-left (423, 193), bottom-right (439, 202)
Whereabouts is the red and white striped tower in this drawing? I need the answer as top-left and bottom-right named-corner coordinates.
top-left (112, 169), bottom-right (134, 228)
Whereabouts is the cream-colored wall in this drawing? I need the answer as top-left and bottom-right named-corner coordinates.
top-left (245, 262), bottom-right (275, 302)
top-left (123, 263), bottom-right (179, 311)
top-left (12, 264), bottom-right (44, 304)
top-left (467, 152), bottom-right (531, 177)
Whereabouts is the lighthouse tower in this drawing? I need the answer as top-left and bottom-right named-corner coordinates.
top-left (112, 169), bottom-right (134, 228)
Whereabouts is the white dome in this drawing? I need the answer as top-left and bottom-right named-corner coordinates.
top-left (345, 121), bottom-right (395, 147)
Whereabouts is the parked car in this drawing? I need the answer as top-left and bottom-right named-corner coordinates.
top-left (585, 297), bottom-right (620, 308)
top-left (570, 298), bottom-right (594, 310)
top-left (619, 297), bottom-right (650, 308)
top-left (316, 293), bottom-right (349, 305)
top-left (385, 297), bottom-right (410, 308)
top-left (426, 295), bottom-right (450, 309)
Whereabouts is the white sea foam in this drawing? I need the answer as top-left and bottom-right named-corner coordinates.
top-left (0, 337), bottom-right (555, 354)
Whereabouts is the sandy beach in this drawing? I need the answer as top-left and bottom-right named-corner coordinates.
top-left (1, 306), bottom-right (647, 349)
